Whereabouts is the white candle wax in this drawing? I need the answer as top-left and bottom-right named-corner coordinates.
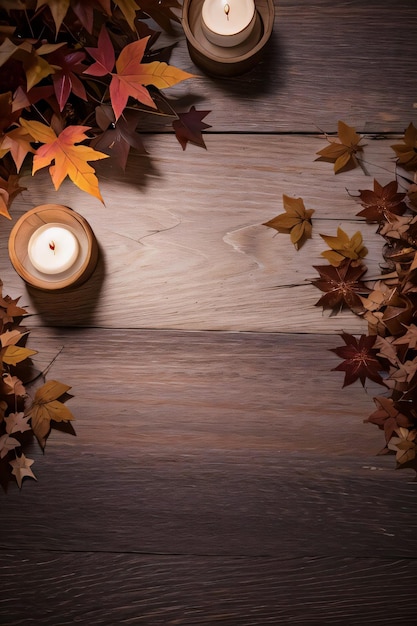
top-left (28, 224), bottom-right (79, 275)
top-left (202, 0), bottom-right (256, 47)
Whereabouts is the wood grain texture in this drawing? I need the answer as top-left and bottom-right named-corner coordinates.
top-left (0, 136), bottom-right (400, 332)
top-left (0, 329), bottom-right (415, 559)
top-left (152, 0), bottom-right (417, 133)
top-left (0, 552), bottom-right (416, 625)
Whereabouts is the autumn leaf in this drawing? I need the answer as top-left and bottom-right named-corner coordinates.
top-left (9, 453), bottom-right (36, 488)
top-left (263, 194), bottom-right (314, 250)
top-left (1, 345), bottom-right (37, 366)
top-left (20, 118), bottom-right (109, 202)
top-left (391, 123), bottom-right (417, 170)
top-left (0, 291), bottom-right (28, 324)
top-left (0, 433), bottom-right (20, 458)
top-left (330, 332), bottom-right (388, 388)
top-left (114, 0), bottom-right (140, 30)
top-left (138, 0), bottom-right (182, 33)
top-left (316, 120), bottom-right (364, 173)
top-left (173, 106), bottom-right (211, 150)
top-left (91, 105), bottom-right (146, 170)
top-left (312, 258), bottom-right (369, 314)
top-left (387, 427), bottom-right (417, 464)
top-left (36, 0), bottom-right (71, 34)
top-left (320, 226), bottom-right (368, 266)
top-left (356, 179), bottom-right (408, 223)
top-left (71, 0), bottom-right (112, 33)
top-left (5, 411), bottom-right (31, 434)
top-left (0, 91), bottom-right (34, 172)
top-left (393, 323), bottom-right (417, 350)
top-left (27, 379), bottom-right (74, 448)
top-left (2, 375), bottom-right (26, 397)
top-left (364, 396), bottom-right (414, 444)
top-left (0, 174), bottom-right (26, 220)
top-left (84, 27), bottom-right (195, 121)
top-left (47, 47), bottom-right (87, 111)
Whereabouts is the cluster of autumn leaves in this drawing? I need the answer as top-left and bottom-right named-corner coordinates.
top-left (264, 120), bottom-right (417, 474)
top-left (0, 281), bottom-right (75, 490)
top-left (0, 0), bottom-right (210, 215)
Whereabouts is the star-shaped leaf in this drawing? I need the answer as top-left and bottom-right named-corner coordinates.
top-left (320, 226), bottom-right (368, 266)
top-left (20, 118), bottom-right (109, 202)
top-left (364, 396), bottom-right (414, 444)
top-left (26, 379), bottom-right (74, 448)
top-left (173, 106), bottom-right (211, 150)
top-left (387, 427), bottom-right (417, 464)
top-left (0, 290), bottom-right (28, 324)
top-left (91, 105), bottom-right (146, 170)
top-left (263, 194), bottom-right (314, 250)
top-left (312, 258), bottom-right (369, 314)
top-left (9, 453), bottom-right (36, 488)
top-left (316, 120), bottom-right (364, 173)
top-left (391, 123), bottom-right (417, 170)
top-left (330, 332), bottom-right (388, 388)
top-left (356, 179), bottom-right (408, 223)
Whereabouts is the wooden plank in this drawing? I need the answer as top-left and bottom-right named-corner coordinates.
top-left (0, 552), bottom-right (416, 625)
top-left (0, 329), bottom-right (415, 559)
top-left (154, 0), bottom-right (417, 133)
top-left (0, 136), bottom-right (401, 332)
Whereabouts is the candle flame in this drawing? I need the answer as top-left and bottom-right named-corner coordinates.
top-left (224, 3), bottom-right (230, 19)
top-left (49, 241), bottom-right (56, 254)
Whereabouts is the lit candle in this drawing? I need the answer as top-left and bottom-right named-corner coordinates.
top-left (201, 0), bottom-right (256, 47)
top-left (28, 224), bottom-right (80, 275)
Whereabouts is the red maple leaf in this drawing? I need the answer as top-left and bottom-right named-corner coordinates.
top-left (312, 258), bottom-right (369, 314)
top-left (173, 106), bottom-right (211, 150)
top-left (331, 333), bottom-right (388, 388)
top-left (47, 47), bottom-right (88, 111)
top-left (356, 179), bottom-right (408, 223)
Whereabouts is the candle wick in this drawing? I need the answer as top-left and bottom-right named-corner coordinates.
top-left (224, 3), bottom-right (230, 19)
top-left (49, 241), bottom-right (56, 255)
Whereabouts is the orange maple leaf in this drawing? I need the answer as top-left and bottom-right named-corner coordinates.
top-left (84, 27), bottom-right (195, 120)
top-left (20, 118), bottom-right (109, 202)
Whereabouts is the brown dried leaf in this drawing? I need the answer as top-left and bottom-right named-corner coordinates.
top-left (391, 123), bottom-right (417, 170)
top-left (263, 195), bottom-right (314, 250)
top-left (316, 120), bottom-right (364, 173)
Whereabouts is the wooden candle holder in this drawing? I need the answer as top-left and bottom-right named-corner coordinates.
top-left (8, 204), bottom-right (98, 291)
top-left (182, 0), bottom-right (275, 77)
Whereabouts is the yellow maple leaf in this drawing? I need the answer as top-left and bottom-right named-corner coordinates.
top-left (316, 120), bottom-right (364, 173)
top-left (20, 118), bottom-right (109, 202)
top-left (320, 227), bottom-right (368, 266)
top-left (263, 194), bottom-right (314, 250)
top-left (27, 379), bottom-right (74, 448)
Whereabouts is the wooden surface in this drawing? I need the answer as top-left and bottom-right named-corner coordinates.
top-left (1, 1), bottom-right (417, 624)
